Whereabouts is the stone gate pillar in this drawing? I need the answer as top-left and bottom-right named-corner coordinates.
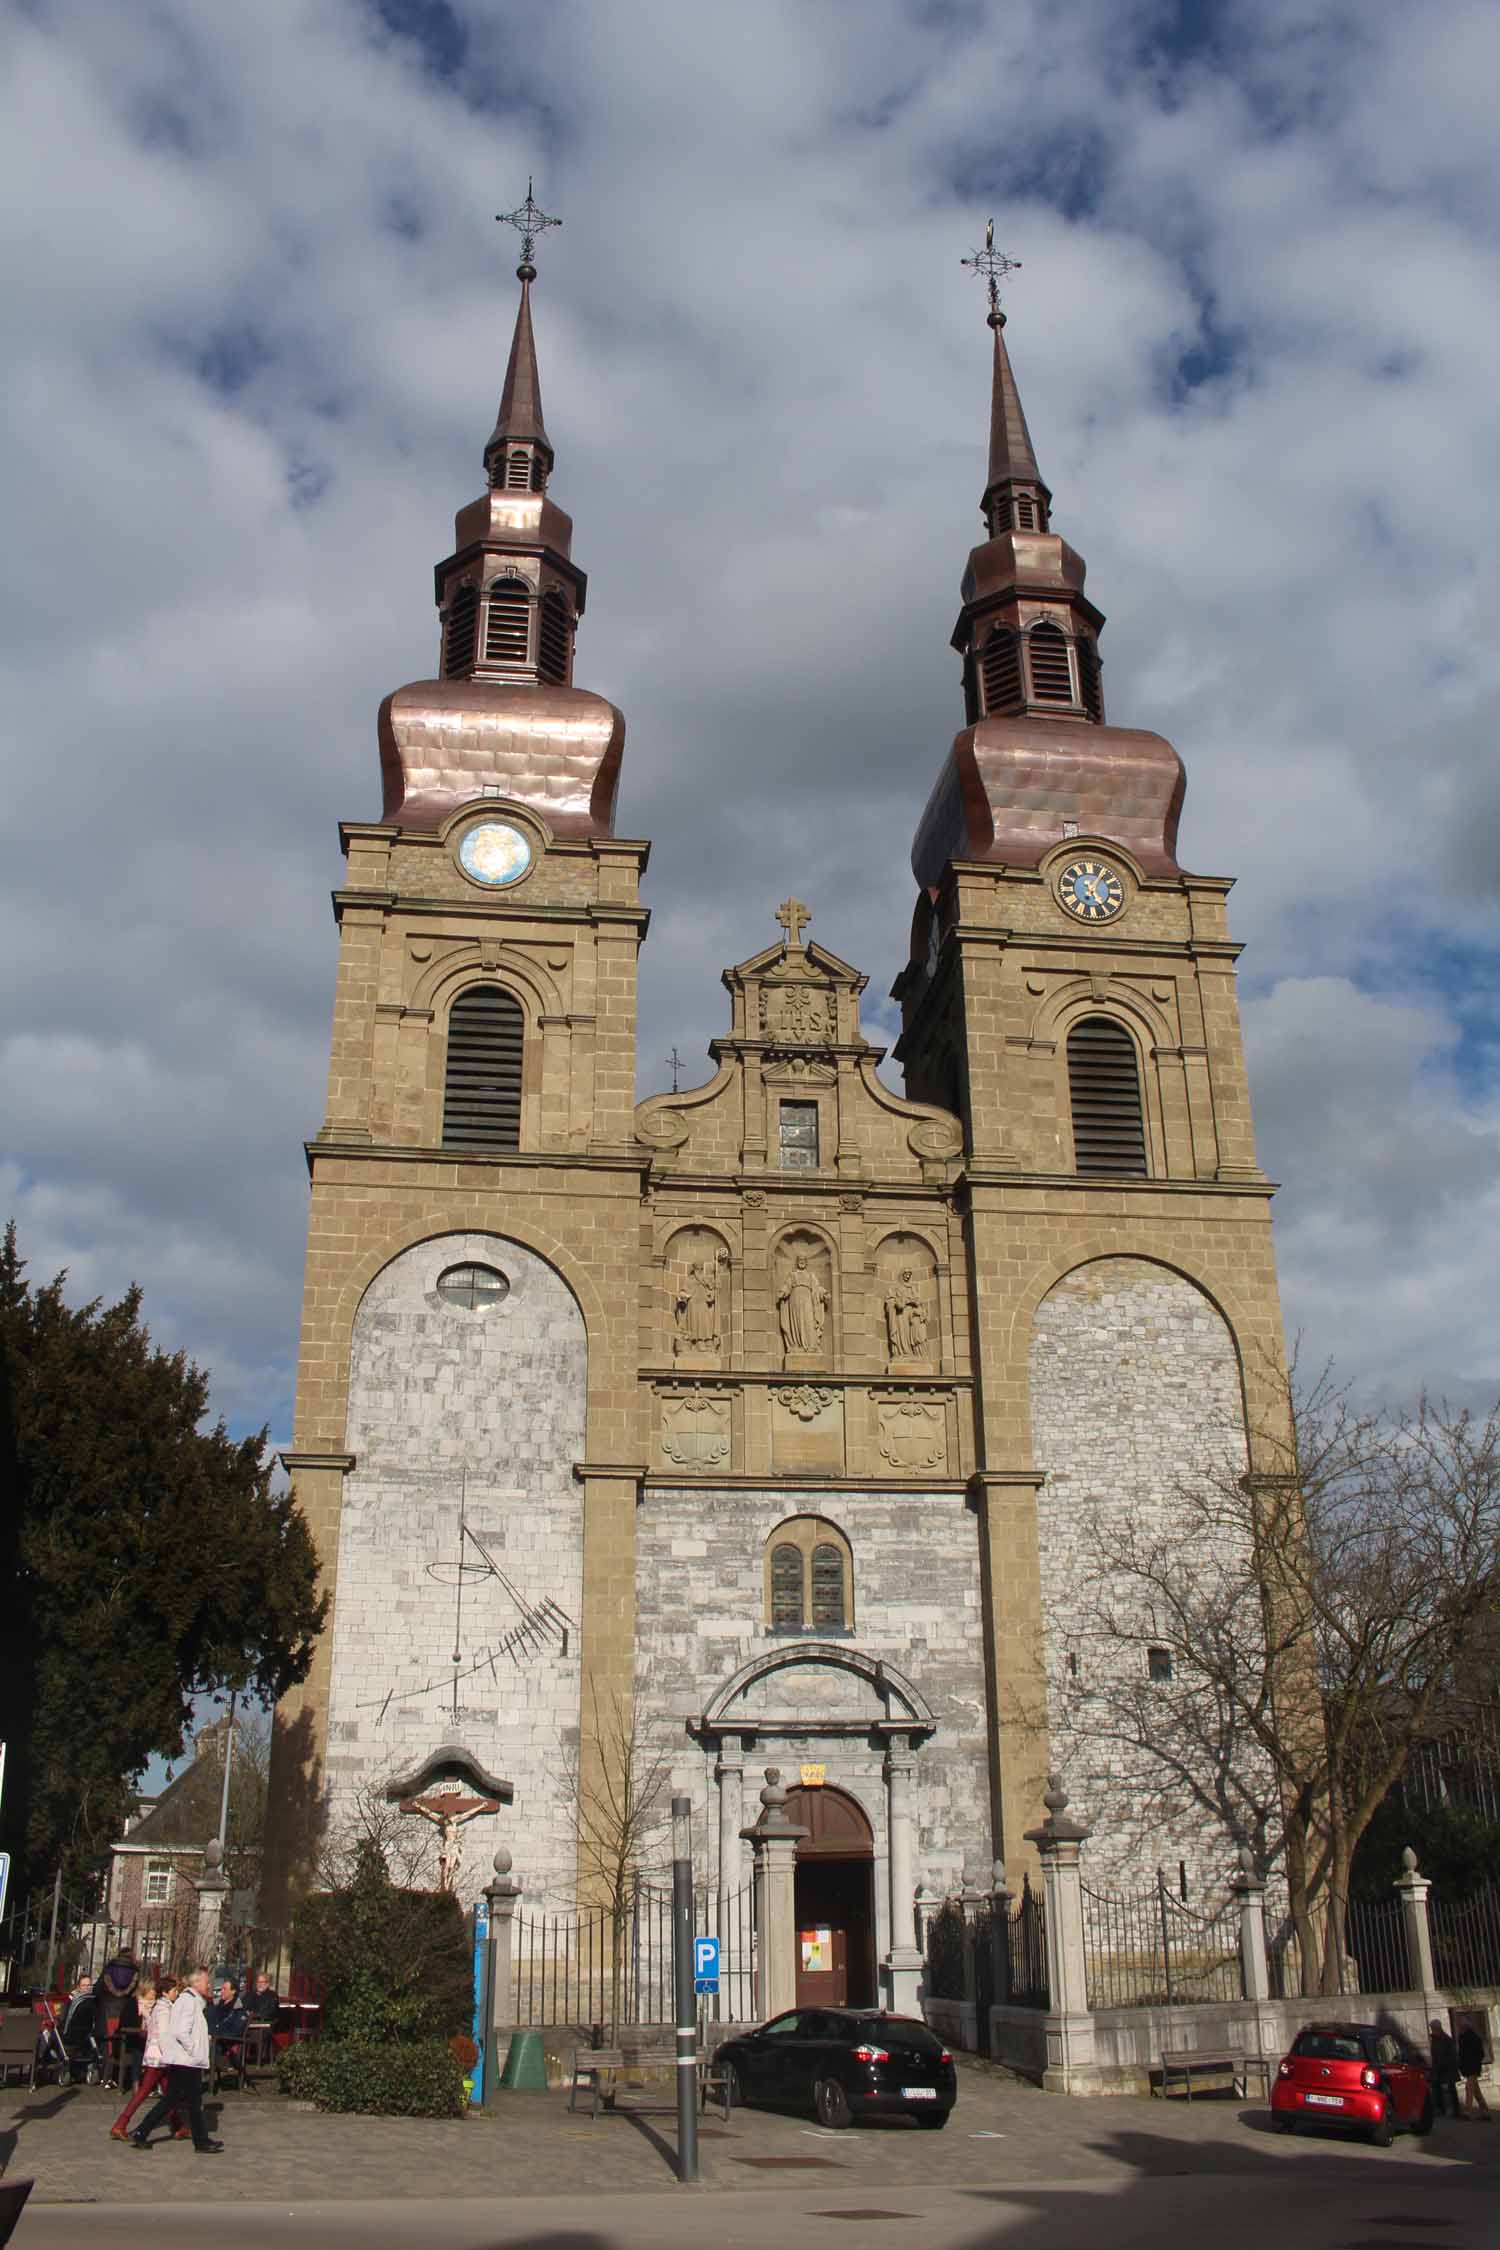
top-left (742, 1769), bottom-right (808, 2020)
top-left (882, 1739), bottom-right (924, 2016)
top-left (193, 1839), bottom-right (230, 1971)
top-left (1230, 1849), bottom-right (1271, 2002)
top-left (1024, 1775), bottom-right (1102, 2095)
top-left (1395, 1846), bottom-right (1436, 1997)
top-left (485, 1848), bottom-right (522, 2030)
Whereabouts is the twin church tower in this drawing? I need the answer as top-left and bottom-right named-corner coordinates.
top-left (265, 215), bottom-right (1293, 2009)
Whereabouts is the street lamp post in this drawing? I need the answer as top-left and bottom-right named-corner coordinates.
top-left (671, 1793), bottom-right (699, 2184)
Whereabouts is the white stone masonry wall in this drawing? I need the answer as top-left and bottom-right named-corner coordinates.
top-left (1030, 1257), bottom-right (1269, 1901)
top-left (324, 1231), bottom-right (585, 1906)
top-left (635, 1486), bottom-right (991, 1901)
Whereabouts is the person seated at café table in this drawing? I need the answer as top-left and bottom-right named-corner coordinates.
top-left (205, 1980), bottom-right (246, 2069)
top-left (246, 1973), bottom-right (279, 2028)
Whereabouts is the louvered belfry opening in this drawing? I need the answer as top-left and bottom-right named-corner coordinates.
top-left (1077, 635), bottom-right (1104, 722)
top-left (981, 626), bottom-right (1023, 714)
top-left (1028, 620), bottom-right (1074, 703)
top-left (442, 985), bottom-right (524, 1150)
top-left (1068, 1016), bottom-right (1148, 1177)
top-left (538, 589), bottom-right (570, 684)
top-left (504, 449), bottom-right (532, 491)
top-left (442, 584), bottom-right (478, 678)
top-left (484, 577), bottom-right (531, 666)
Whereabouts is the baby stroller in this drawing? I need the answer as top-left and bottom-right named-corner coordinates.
top-left (36, 1993), bottom-right (106, 2086)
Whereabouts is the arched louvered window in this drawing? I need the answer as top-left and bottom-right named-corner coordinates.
top-left (1015, 494), bottom-right (1037, 531)
top-left (484, 577), bottom-right (531, 665)
top-left (442, 584), bottom-right (478, 678)
top-left (1077, 635), bottom-right (1103, 722)
top-left (530, 457), bottom-right (547, 491)
top-left (764, 1516), bottom-right (853, 1631)
top-left (1067, 1016), bottom-right (1147, 1178)
top-left (538, 589), bottom-right (570, 684)
top-left (982, 627), bottom-right (1022, 715)
top-left (990, 493), bottom-right (1013, 533)
top-left (442, 985), bottom-right (524, 1151)
top-left (504, 449), bottom-right (532, 491)
top-left (770, 1544), bottom-right (804, 1629)
top-left (1028, 620), bottom-right (1074, 703)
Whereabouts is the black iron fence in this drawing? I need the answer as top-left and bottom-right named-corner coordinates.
top-left (1431, 1882), bottom-right (1500, 1990)
top-left (1083, 1869), bottom-right (1239, 2009)
top-left (1344, 1894), bottom-right (1411, 1995)
top-left (1006, 1874), bottom-right (1049, 2008)
top-left (511, 1880), bottom-right (755, 2031)
top-left (0, 1886), bottom-right (272, 1996)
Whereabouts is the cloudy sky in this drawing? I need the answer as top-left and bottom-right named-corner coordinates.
top-left (5, 0), bottom-right (1500, 1447)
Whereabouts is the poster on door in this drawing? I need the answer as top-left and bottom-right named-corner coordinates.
top-left (800, 1926), bottom-right (832, 1972)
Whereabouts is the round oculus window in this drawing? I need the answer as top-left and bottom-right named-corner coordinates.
top-left (457, 821), bottom-right (533, 888)
top-left (435, 1262), bottom-right (511, 1309)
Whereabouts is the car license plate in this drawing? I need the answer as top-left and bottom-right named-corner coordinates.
top-left (902, 2086), bottom-right (937, 2099)
top-left (1304, 2092), bottom-right (1344, 2106)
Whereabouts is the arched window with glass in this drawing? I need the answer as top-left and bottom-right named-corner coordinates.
top-left (764, 1516), bottom-right (853, 1632)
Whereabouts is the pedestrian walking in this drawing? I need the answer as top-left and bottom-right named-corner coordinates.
top-left (1458, 2021), bottom-right (1492, 2120)
top-left (129, 1968), bottom-right (222, 2154)
top-left (1429, 2019), bottom-right (1461, 2119)
top-left (110, 1978), bottom-right (185, 2142)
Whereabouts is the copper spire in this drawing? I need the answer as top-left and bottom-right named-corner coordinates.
top-left (376, 188), bottom-right (627, 842)
top-left (984, 312), bottom-right (1048, 524)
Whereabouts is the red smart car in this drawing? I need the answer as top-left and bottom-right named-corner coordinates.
top-left (1271, 2022), bottom-right (1433, 2145)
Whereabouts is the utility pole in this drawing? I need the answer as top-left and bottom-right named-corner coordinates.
top-left (217, 1692), bottom-right (237, 1853)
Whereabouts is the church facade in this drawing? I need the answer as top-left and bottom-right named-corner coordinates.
top-left (265, 246), bottom-right (1293, 2014)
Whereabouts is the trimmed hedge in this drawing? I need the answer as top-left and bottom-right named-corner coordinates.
top-left (278, 2036), bottom-right (467, 2118)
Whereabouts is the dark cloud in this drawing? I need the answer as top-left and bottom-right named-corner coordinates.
top-left (4, 0), bottom-right (1500, 1436)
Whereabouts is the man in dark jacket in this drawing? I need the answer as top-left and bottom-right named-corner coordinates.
top-left (1430, 2019), bottom-right (1461, 2118)
top-left (246, 1973), bottom-right (279, 2027)
top-left (205, 1981), bottom-right (246, 2075)
top-left (1458, 2020), bottom-right (1492, 2119)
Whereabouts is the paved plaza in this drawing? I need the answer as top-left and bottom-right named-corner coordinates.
top-left (3, 2061), bottom-right (1498, 2244)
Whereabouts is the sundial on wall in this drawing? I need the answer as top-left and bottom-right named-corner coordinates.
top-left (356, 1471), bottom-right (574, 1725)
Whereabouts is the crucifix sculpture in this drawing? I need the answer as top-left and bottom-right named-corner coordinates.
top-left (775, 897), bottom-right (811, 951)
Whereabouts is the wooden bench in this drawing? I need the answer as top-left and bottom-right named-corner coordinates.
top-left (1156, 2048), bottom-right (1272, 2102)
top-left (569, 2047), bottom-right (734, 2121)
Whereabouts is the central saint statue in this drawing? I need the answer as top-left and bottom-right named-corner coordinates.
top-left (777, 1254), bottom-right (828, 1355)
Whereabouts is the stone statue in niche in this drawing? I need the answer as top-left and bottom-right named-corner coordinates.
top-left (778, 1254), bottom-right (828, 1357)
top-left (884, 1268), bottom-right (929, 1362)
top-left (668, 1233), bottom-right (728, 1367)
top-left (673, 1261), bottom-right (720, 1356)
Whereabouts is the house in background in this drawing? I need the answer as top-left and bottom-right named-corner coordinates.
top-left (106, 1716), bottom-right (259, 1927)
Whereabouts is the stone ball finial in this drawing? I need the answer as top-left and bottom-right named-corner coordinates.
top-left (493, 1847), bottom-right (513, 1877)
top-left (1043, 1772), bottom-right (1069, 1818)
top-left (1401, 1844), bottom-right (1419, 1874)
top-left (993, 1857), bottom-right (1007, 1891)
top-left (203, 1838), bottom-right (223, 1874)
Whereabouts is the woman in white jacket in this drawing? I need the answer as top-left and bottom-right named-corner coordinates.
top-left (128, 1968), bottom-right (222, 2154)
top-left (109, 1977), bottom-right (183, 2141)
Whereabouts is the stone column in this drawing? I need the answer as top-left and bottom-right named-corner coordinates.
top-left (193, 1839), bottom-right (230, 1972)
top-left (741, 1769), bottom-right (808, 2021)
top-left (716, 1744), bottom-right (745, 1901)
top-left (1230, 1849), bottom-right (1271, 2002)
top-left (1395, 1846), bottom-right (1437, 1997)
top-left (882, 1740), bottom-right (924, 2016)
top-left (485, 1849), bottom-right (522, 2031)
top-left (1023, 1775), bottom-right (1102, 2096)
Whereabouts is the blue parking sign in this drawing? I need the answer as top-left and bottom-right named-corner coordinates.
top-left (693, 1935), bottom-right (720, 1993)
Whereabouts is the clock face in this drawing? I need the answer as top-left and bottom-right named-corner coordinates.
top-left (458, 820), bottom-right (533, 888)
top-left (1057, 858), bottom-right (1125, 923)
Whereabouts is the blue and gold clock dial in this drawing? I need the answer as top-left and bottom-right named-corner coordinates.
top-left (1057, 858), bottom-right (1125, 922)
top-left (457, 820), bottom-right (533, 888)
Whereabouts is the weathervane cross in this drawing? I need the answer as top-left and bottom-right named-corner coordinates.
top-left (496, 176), bottom-right (561, 276)
top-left (776, 898), bottom-right (811, 951)
top-left (961, 217), bottom-right (1022, 327)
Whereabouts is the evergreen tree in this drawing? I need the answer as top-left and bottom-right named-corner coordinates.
top-left (0, 1223), bottom-right (326, 1890)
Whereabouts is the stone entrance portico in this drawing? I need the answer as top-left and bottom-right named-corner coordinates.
top-left (694, 1642), bottom-right (935, 2014)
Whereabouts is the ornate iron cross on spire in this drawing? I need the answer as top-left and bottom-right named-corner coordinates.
top-left (962, 218), bottom-right (1022, 329)
top-left (496, 176), bottom-right (562, 280)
